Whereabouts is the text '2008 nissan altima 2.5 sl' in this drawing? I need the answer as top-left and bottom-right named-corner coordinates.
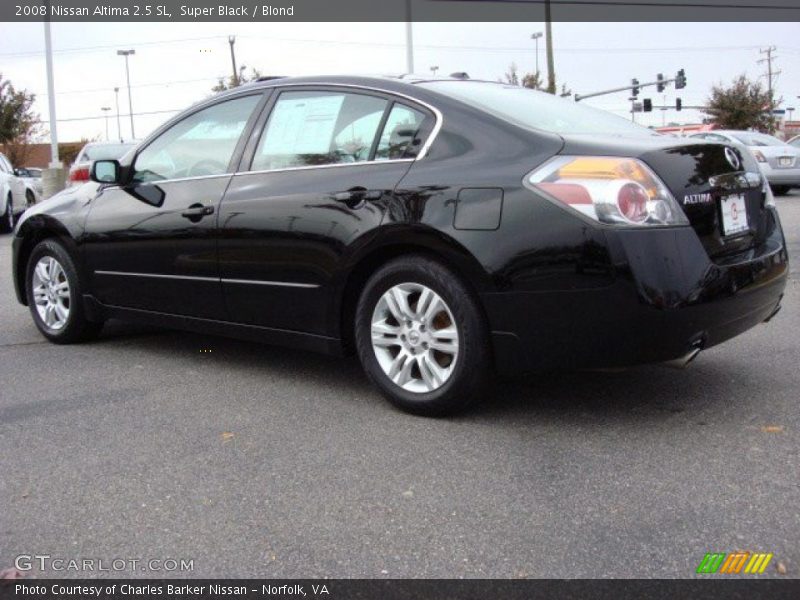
top-left (11, 75), bottom-right (788, 415)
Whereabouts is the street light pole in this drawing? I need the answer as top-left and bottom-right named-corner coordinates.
top-left (43, 12), bottom-right (60, 168)
top-left (228, 35), bottom-right (238, 86)
top-left (101, 107), bottom-right (111, 140)
top-left (114, 87), bottom-right (122, 142)
top-left (117, 49), bottom-right (135, 139)
top-left (405, 0), bottom-right (414, 73)
top-left (430, 66), bottom-right (439, 77)
top-left (531, 32), bottom-right (543, 76)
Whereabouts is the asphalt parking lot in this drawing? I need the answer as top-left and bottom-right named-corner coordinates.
top-left (1, 191), bottom-right (798, 579)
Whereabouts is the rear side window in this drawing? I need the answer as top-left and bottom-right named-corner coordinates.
top-left (252, 91), bottom-right (387, 171)
top-left (375, 104), bottom-right (427, 160)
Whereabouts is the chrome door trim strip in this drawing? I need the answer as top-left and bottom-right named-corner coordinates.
top-left (94, 270), bottom-right (218, 282)
top-left (94, 270), bottom-right (319, 289)
top-left (221, 278), bottom-right (319, 289)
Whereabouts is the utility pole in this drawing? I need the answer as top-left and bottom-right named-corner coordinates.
top-left (544, 0), bottom-right (555, 94)
top-left (405, 0), bottom-right (414, 73)
top-left (758, 46), bottom-right (781, 100)
top-left (42, 0), bottom-right (65, 198)
top-left (228, 35), bottom-right (238, 86)
top-left (117, 49), bottom-right (136, 139)
top-left (101, 107), bottom-right (111, 141)
top-left (114, 87), bottom-right (122, 142)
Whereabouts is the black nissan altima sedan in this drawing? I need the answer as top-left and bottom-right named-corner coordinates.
top-left (11, 75), bottom-right (788, 415)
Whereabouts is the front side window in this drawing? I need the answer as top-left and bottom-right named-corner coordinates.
top-left (133, 95), bottom-right (261, 183)
top-left (252, 91), bottom-right (387, 171)
top-left (375, 104), bottom-right (427, 160)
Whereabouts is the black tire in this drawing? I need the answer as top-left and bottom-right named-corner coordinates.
top-left (25, 189), bottom-right (35, 207)
top-left (770, 184), bottom-right (791, 196)
top-left (25, 239), bottom-right (104, 344)
top-left (0, 195), bottom-right (12, 233)
top-left (355, 254), bottom-right (491, 416)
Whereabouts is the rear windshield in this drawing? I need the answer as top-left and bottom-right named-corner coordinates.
top-left (730, 132), bottom-right (785, 147)
top-left (419, 81), bottom-right (656, 137)
top-left (79, 143), bottom-right (135, 162)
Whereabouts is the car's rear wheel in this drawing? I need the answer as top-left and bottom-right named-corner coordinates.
top-left (25, 239), bottom-right (103, 344)
top-left (355, 255), bottom-right (491, 416)
top-left (25, 189), bottom-right (36, 207)
top-left (770, 184), bottom-right (791, 196)
top-left (0, 194), bottom-right (12, 233)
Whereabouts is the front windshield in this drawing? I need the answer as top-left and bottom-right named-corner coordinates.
top-left (730, 132), bottom-right (785, 147)
top-left (419, 80), bottom-right (656, 137)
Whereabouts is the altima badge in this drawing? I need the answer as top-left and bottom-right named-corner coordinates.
top-left (725, 147), bottom-right (741, 170)
top-left (684, 193), bottom-right (713, 205)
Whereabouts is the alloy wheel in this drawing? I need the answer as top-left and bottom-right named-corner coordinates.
top-left (370, 282), bottom-right (459, 393)
top-left (32, 256), bottom-right (71, 330)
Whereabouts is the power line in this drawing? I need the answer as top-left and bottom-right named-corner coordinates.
top-left (33, 76), bottom-right (226, 98)
top-left (54, 108), bottom-right (182, 123)
top-left (0, 35), bottom-right (226, 58)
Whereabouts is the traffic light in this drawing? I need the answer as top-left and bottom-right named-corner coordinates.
top-left (676, 98), bottom-right (683, 111)
top-left (656, 73), bottom-right (665, 93)
top-left (675, 69), bottom-right (686, 89)
top-left (643, 98), bottom-right (653, 112)
top-left (631, 78), bottom-right (640, 96)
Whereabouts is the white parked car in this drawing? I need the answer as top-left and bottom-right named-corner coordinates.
top-left (14, 167), bottom-right (43, 206)
top-left (0, 152), bottom-right (26, 233)
top-left (689, 130), bottom-right (800, 195)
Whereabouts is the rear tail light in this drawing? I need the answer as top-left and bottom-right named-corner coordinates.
top-left (752, 149), bottom-right (767, 163)
top-left (526, 156), bottom-right (689, 227)
top-left (68, 166), bottom-right (89, 185)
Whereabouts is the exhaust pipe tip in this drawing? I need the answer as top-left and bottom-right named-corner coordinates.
top-left (663, 343), bottom-right (703, 370)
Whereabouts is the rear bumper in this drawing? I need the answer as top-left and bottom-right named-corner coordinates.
top-left (483, 212), bottom-right (788, 376)
top-left (761, 164), bottom-right (800, 186)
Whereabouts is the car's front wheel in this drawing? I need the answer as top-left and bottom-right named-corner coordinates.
top-left (25, 239), bottom-right (103, 344)
top-left (355, 255), bottom-right (491, 416)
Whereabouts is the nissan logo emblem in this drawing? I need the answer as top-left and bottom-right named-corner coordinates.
top-left (725, 147), bottom-right (741, 171)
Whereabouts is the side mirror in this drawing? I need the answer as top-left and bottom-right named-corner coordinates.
top-left (91, 160), bottom-right (121, 184)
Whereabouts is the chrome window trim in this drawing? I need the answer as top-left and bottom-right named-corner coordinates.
top-left (130, 173), bottom-right (232, 186)
top-left (235, 82), bottom-right (443, 177)
top-left (94, 270), bottom-right (319, 289)
top-left (235, 158), bottom-right (414, 178)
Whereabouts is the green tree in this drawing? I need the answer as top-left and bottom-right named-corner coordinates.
top-left (504, 63), bottom-right (564, 93)
top-left (211, 68), bottom-right (263, 92)
top-left (704, 74), bottom-right (778, 133)
top-left (0, 73), bottom-right (40, 165)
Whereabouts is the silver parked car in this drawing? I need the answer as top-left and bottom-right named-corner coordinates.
top-left (689, 130), bottom-right (800, 195)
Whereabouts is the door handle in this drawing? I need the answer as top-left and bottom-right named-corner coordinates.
top-left (181, 204), bottom-right (214, 221)
top-left (333, 187), bottom-right (382, 204)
